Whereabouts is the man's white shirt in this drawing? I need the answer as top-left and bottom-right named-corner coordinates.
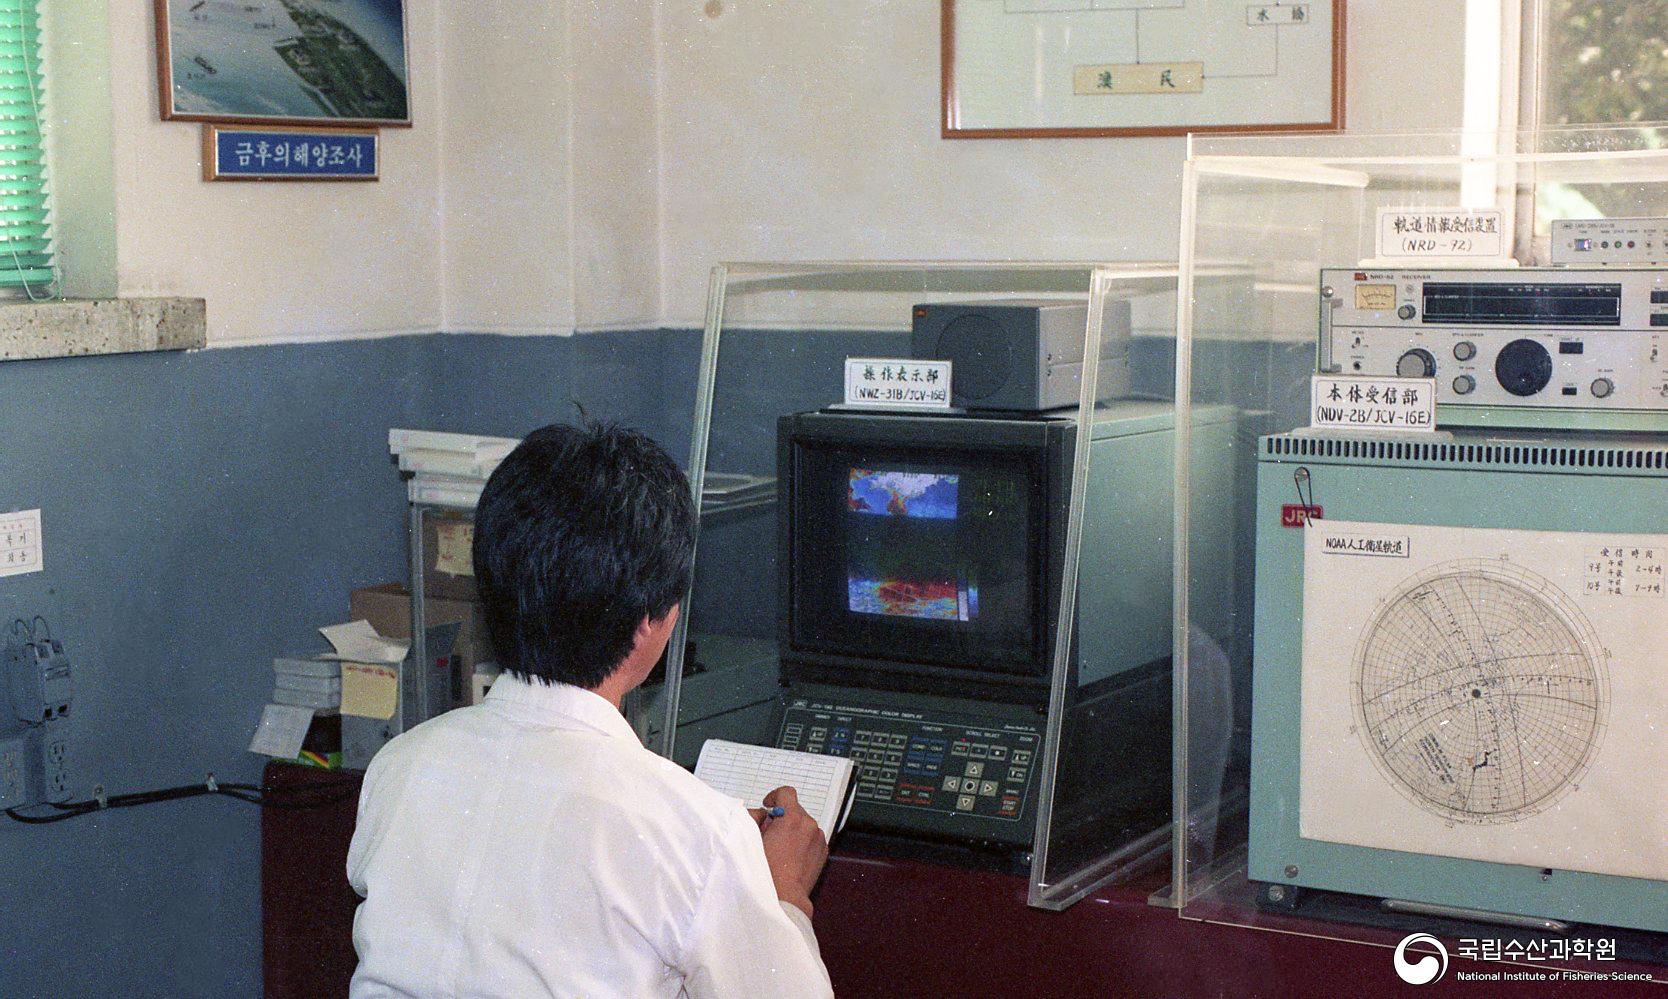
top-left (346, 673), bottom-right (833, 998)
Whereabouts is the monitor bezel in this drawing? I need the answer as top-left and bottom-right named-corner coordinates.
top-left (776, 409), bottom-right (1074, 698)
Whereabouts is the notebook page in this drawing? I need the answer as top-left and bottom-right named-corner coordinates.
top-left (694, 739), bottom-right (855, 841)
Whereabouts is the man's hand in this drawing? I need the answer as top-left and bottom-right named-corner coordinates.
top-left (755, 786), bottom-right (827, 919)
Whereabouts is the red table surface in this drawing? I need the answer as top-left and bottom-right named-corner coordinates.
top-left (261, 763), bottom-right (1660, 998)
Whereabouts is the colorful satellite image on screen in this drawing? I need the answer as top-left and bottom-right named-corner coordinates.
top-left (847, 469), bottom-right (958, 519)
top-left (847, 578), bottom-right (977, 621)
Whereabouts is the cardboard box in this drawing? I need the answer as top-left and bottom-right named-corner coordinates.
top-left (338, 615), bottom-right (469, 770)
top-left (422, 512), bottom-right (479, 601)
top-left (349, 583), bottom-right (494, 712)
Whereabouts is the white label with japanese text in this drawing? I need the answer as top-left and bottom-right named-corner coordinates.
top-left (1316, 532), bottom-right (1411, 559)
top-left (1585, 544), bottom-right (1667, 598)
top-left (1376, 207), bottom-right (1505, 258)
top-left (0, 509), bottom-right (41, 578)
top-left (844, 358), bottom-right (952, 410)
top-left (1311, 375), bottom-right (1436, 432)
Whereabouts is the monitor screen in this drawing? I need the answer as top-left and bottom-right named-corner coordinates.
top-left (788, 441), bottom-right (1045, 674)
top-left (846, 469), bottom-right (977, 622)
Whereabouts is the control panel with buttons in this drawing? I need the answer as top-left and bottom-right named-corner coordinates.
top-left (1320, 268), bottom-right (1668, 429)
top-left (777, 694), bottom-right (1041, 824)
top-left (1551, 218), bottom-right (1668, 266)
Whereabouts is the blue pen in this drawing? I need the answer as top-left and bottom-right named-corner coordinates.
top-left (759, 806), bottom-right (785, 818)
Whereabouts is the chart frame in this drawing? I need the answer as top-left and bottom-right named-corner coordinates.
top-left (941, 0), bottom-right (1347, 139)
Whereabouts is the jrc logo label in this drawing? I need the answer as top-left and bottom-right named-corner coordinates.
top-left (1281, 504), bottom-right (1322, 527)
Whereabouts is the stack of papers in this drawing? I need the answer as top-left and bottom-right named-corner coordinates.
top-left (700, 472), bottom-right (776, 514)
top-left (318, 620), bottom-right (410, 666)
top-left (389, 428), bottom-right (776, 515)
top-left (249, 620), bottom-right (413, 759)
top-left (693, 739), bottom-right (856, 841)
top-left (272, 657), bottom-right (341, 710)
top-left (389, 429), bottom-right (518, 508)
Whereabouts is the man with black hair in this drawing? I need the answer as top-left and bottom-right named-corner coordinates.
top-left (347, 422), bottom-right (833, 998)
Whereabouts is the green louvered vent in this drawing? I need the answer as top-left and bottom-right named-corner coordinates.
top-left (0, 0), bottom-right (50, 290)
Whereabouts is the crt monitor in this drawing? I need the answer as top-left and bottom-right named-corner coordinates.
top-left (772, 405), bottom-right (1198, 863)
top-left (778, 410), bottom-right (1071, 694)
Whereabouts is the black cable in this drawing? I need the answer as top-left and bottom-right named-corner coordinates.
top-left (1293, 466), bottom-right (1319, 520)
top-left (4, 807), bottom-right (76, 824)
top-left (3, 773), bottom-right (362, 825)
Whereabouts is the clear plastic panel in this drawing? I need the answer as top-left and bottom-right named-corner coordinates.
top-left (658, 261), bottom-right (1190, 910)
top-left (1174, 125), bottom-right (1668, 975)
top-left (1031, 267), bottom-right (1159, 910)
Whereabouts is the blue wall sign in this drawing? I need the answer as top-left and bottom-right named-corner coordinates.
top-left (204, 126), bottom-right (379, 181)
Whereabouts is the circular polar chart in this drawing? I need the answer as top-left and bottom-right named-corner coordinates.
top-left (1352, 559), bottom-right (1608, 825)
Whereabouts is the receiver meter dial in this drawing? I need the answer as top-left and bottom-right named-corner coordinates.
top-left (1396, 348), bottom-right (1436, 378)
top-left (1495, 339), bottom-right (1553, 397)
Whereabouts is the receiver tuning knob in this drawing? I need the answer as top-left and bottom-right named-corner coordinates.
top-left (1396, 348), bottom-right (1436, 378)
top-left (1495, 339), bottom-right (1553, 397)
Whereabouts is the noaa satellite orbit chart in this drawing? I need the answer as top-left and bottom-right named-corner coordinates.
top-left (1351, 558), bottom-right (1608, 826)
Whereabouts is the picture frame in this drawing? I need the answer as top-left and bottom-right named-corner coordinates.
top-left (942, 0), bottom-right (1346, 139)
top-left (155, 0), bottom-right (412, 128)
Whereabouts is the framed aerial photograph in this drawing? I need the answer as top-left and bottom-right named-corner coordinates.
top-left (943, 0), bottom-right (1345, 139)
top-left (155, 0), bottom-right (412, 127)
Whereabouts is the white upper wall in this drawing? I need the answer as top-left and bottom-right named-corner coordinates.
top-left (87, 2), bottom-right (1473, 342)
top-left (437, 1), bottom-right (573, 335)
top-left (434, 1), bottom-right (662, 335)
top-left (106, 0), bottom-right (444, 345)
top-left (568, 2), bottom-right (662, 332)
top-left (650, 0), bottom-right (1469, 327)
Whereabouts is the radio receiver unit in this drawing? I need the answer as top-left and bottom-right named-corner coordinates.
top-left (1320, 267), bottom-right (1668, 431)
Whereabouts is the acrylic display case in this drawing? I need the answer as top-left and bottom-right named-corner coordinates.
top-left (656, 261), bottom-right (1251, 910)
top-left (1171, 125), bottom-right (1668, 977)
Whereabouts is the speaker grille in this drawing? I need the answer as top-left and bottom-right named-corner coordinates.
top-left (935, 314), bottom-right (1012, 402)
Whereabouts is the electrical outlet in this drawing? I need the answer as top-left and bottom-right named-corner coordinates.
top-left (22, 721), bottom-right (69, 806)
top-left (42, 729), bottom-right (68, 801)
top-left (0, 735), bottom-right (24, 808)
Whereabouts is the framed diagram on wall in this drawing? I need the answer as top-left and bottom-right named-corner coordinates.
top-left (942, 0), bottom-right (1346, 139)
top-left (155, 0), bottom-right (412, 127)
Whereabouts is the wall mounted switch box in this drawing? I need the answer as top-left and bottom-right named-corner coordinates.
top-left (8, 637), bottom-right (71, 723)
top-left (4, 634), bottom-right (73, 806)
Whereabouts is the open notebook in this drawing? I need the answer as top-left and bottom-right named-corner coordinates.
top-left (694, 740), bottom-right (857, 841)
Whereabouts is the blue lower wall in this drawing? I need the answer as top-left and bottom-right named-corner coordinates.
top-left (0, 330), bottom-right (683, 999)
top-left (413, 330), bottom-right (700, 450)
top-left (0, 325), bottom-right (1308, 997)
